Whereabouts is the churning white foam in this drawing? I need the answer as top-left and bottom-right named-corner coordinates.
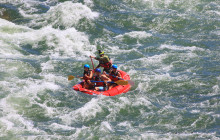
top-left (0, 19), bottom-right (96, 58)
top-left (30, 1), bottom-right (99, 28)
top-left (84, 0), bottom-right (94, 7)
top-left (14, 0), bottom-right (58, 18)
top-left (49, 123), bottom-right (75, 131)
top-left (100, 121), bottom-right (113, 132)
top-left (0, 18), bottom-right (30, 57)
top-left (159, 44), bottom-right (205, 52)
top-left (60, 97), bottom-right (103, 125)
top-left (0, 98), bottom-right (44, 137)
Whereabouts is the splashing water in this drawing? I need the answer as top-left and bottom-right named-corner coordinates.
top-left (0, 0), bottom-right (220, 139)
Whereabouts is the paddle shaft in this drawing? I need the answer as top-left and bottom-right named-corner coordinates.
top-left (91, 80), bottom-right (114, 84)
top-left (106, 72), bottom-right (123, 80)
top-left (91, 80), bottom-right (128, 85)
top-left (90, 57), bottom-right (95, 70)
top-left (106, 72), bottom-right (134, 86)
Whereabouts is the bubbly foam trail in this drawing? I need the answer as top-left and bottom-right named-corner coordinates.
top-left (115, 31), bottom-right (152, 40)
top-left (159, 44), bottom-right (205, 51)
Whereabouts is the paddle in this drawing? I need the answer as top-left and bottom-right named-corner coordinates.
top-left (68, 75), bottom-right (84, 81)
top-left (91, 80), bottom-right (128, 85)
top-left (90, 57), bottom-right (95, 70)
top-left (106, 72), bottom-right (135, 86)
top-left (68, 75), bottom-right (75, 81)
top-left (69, 57), bottom-right (95, 81)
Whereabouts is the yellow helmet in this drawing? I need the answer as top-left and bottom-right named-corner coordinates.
top-left (100, 51), bottom-right (104, 55)
top-left (98, 50), bottom-right (104, 55)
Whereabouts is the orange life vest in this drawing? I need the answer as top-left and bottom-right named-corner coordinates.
top-left (83, 70), bottom-right (92, 81)
top-left (100, 62), bottom-right (112, 68)
top-left (93, 75), bottom-right (104, 86)
top-left (109, 71), bottom-right (120, 81)
top-left (99, 55), bottom-right (112, 68)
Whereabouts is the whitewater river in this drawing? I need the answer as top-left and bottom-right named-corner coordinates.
top-left (0, 0), bottom-right (220, 139)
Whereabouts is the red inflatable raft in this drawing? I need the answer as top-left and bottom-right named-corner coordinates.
top-left (72, 70), bottom-right (131, 96)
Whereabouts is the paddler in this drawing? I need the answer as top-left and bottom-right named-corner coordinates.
top-left (78, 64), bottom-right (93, 89)
top-left (90, 50), bottom-right (112, 73)
top-left (104, 64), bottom-right (122, 89)
top-left (92, 68), bottom-right (111, 91)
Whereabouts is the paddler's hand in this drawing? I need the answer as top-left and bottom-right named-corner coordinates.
top-left (84, 74), bottom-right (89, 79)
top-left (109, 69), bottom-right (113, 73)
top-left (103, 71), bottom-right (108, 77)
top-left (90, 56), bottom-right (95, 59)
top-left (77, 75), bottom-right (83, 79)
top-left (104, 80), bottom-right (107, 85)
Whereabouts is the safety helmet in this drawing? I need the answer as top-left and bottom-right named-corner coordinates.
top-left (98, 50), bottom-right (104, 55)
top-left (84, 64), bottom-right (90, 69)
top-left (95, 68), bottom-right (101, 73)
top-left (112, 64), bottom-right (117, 69)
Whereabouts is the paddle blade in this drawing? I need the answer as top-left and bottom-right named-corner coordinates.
top-left (127, 80), bottom-right (135, 86)
top-left (115, 80), bottom-right (128, 85)
top-left (68, 75), bottom-right (75, 81)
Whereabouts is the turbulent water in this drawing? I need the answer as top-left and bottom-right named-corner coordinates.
top-left (0, 0), bottom-right (220, 139)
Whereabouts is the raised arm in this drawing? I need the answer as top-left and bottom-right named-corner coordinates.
top-left (101, 74), bottom-right (111, 81)
top-left (90, 56), bottom-right (99, 60)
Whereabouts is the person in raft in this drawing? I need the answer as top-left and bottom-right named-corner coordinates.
top-left (77, 64), bottom-right (93, 89)
top-left (90, 50), bottom-right (112, 73)
top-left (104, 64), bottom-right (122, 89)
top-left (93, 68), bottom-right (111, 91)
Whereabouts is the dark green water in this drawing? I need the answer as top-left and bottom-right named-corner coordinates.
top-left (0, 0), bottom-right (220, 139)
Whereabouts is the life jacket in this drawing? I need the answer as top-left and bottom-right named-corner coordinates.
top-left (99, 55), bottom-right (112, 68)
top-left (109, 71), bottom-right (120, 81)
top-left (83, 70), bottom-right (92, 80)
top-left (93, 75), bottom-right (104, 86)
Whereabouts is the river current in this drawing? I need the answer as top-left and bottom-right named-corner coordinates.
top-left (0, 0), bottom-right (220, 139)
